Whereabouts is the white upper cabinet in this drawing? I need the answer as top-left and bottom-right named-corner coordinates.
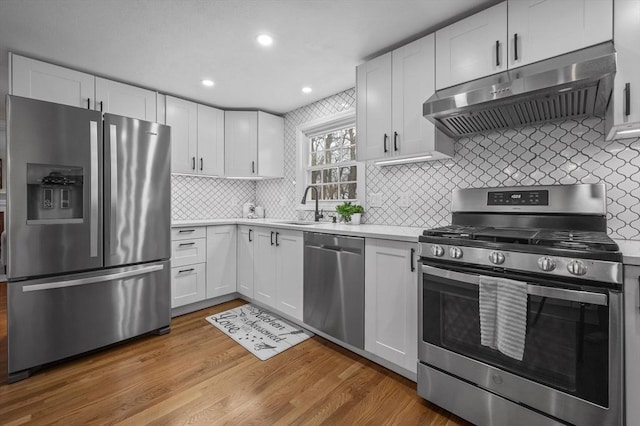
top-left (435, 2), bottom-right (507, 90)
top-left (225, 111), bottom-right (258, 177)
top-left (165, 97), bottom-right (224, 176)
top-left (10, 54), bottom-right (160, 122)
top-left (225, 111), bottom-right (284, 178)
top-left (10, 54), bottom-right (95, 108)
top-left (197, 104), bottom-right (225, 176)
top-left (606, 0), bottom-right (640, 140)
top-left (95, 77), bottom-right (157, 121)
top-left (357, 52), bottom-right (393, 161)
top-left (357, 34), bottom-right (453, 163)
top-left (166, 96), bottom-right (198, 174)
top-left (508, 0), bottom-right (613, 69)
top-left (257, 111), bottom-right (285, 178)
top-left (435, 0), bottom-right (612, 89)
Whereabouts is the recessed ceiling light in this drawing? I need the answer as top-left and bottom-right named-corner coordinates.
top-left (201, 79), bottom-right (214, 87)
top-left (302, 87), bottom-right (312, 93)
top-left (257, 34), bottom-right (273, 46)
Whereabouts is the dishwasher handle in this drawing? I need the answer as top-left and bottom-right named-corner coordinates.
top-left (305, 242), bottom-right (362, 255)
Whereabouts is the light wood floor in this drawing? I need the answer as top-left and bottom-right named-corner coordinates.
top-left (0, 293), bottom-right (470, 425)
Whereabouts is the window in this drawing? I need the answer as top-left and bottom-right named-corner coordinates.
top-left (296, 110), bottom-right (363, 208)
top-left (308, 127), bottom-right (357, 201)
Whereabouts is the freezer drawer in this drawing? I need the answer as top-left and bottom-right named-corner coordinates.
top-left (7, 260), bottom-right (171, 381)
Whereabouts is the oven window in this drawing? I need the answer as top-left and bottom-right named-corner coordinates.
top-left (423, 273), bottom-right (609, 407)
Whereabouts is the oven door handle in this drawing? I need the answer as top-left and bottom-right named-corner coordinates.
top-left (422, 265), bottom-right (608, 306)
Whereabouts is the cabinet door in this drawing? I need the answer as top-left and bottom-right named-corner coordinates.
top-left (605, 0), bottom-right (640, 139)
top-left (275, 229), bottom-right (303, 321)
top-left (257, 111), bottom-right (284, 178)
top-left (508, 0), bottom-right (612, 69)
top-left (197, 104), bottom-right (225, 176)
top-left (225, 111), bottom-right (258, 177)
top-left (356, 52), bottom-right (392, 161)
top-left (391, 34), bottom-right (437, 157)
top-left (253, 228), bottom-right (277, 308)
top-left (624, 265), bottom-right (640, 423)
top-left (435, 2), bottom-right (507, 89)
top-left (237, 226), bottom-right (254, 298)
top-left (10, 54), bottom-right (94, 108)
top-left (166, 96), bottom-right (198, 174)
top-left (95, 77), bottom-right (157, 121)
top-left (171, 262), bottom-right (206, 308)
top-left (364, 239), bottom-right (418, 373)
top-left (206, 225), bottom-right (237, 298)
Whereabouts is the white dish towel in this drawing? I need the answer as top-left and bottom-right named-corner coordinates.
top-left (479, 275), bottom-right (528, 361)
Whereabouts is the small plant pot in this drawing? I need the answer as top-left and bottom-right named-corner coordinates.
top-left (351, 213), bottom-right (362, 225)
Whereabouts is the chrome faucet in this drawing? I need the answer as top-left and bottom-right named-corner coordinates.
top-left (301, 186), bottom-right (324, 222)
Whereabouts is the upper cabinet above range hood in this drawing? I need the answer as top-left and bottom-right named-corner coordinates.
top-left (423, 42), bottom-right (616, 138)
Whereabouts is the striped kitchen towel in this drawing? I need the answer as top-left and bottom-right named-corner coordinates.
top-left (479, 276), bottom-right (498, 349)
top-left (479, 275), bottom-right (528, 361)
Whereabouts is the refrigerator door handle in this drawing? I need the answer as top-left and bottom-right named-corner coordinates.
top-left (109, 124), bottom-right (118, 255)
top-left (22, 264), bottom-right (165, 292)
top-left (90, 120), bottom-right (99, 258)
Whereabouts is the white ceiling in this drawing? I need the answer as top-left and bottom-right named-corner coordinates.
top-left (0, 0), bottom-right (499, 115)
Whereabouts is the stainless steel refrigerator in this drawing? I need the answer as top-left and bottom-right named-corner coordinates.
top-left (5, 95), bottom-right (171, 382)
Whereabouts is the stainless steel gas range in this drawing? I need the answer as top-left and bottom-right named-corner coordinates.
top-left (417, 184), bottom-right (623, 426)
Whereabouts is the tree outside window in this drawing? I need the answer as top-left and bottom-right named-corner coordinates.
top-left (307, 126), bottom-right (357, 201)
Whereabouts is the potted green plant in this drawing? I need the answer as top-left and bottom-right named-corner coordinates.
top-left (336, 201), bottom-right (364, 224)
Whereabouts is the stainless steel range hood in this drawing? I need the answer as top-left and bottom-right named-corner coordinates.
top-left (423, 42), bottom-right (616, 138)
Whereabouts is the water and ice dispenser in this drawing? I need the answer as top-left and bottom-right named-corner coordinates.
top-left (27, 164), bottom-right (84, 223)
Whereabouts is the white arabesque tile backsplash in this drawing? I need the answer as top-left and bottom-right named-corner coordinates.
top-left (173, 88), bottom-right (640, 240)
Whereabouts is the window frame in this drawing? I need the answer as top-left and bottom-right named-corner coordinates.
top-left (295, 109), bottom-right (364, 211)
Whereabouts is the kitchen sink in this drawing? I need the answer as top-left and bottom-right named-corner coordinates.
top-left (278, 221), bottom-right (318, 226)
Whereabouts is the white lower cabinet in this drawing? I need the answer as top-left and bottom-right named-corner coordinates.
top-left (365, 238), bottom-right (418, 373)
top-left (252, 227), bottom-right (303, 320)
top-left (170, 227), bottom-right (207, 308)
top-left (170, 225), bottom-right (237, 310)
top-left (206, 225), bottom-right (237, 298)
top-left (236, 226), bottom-right (255, 298)
top-left (171, 263), bottom-right (206, 308)
top-left (624, 264), bottom-right (640, 423)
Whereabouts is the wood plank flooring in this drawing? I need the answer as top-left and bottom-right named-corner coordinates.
top-left (0, 295), bottom-right (470, 425)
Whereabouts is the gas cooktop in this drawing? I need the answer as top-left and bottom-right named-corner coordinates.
top-left (422, 225), bottom-right (620, 254)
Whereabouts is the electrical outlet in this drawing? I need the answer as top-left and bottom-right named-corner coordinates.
top-left (279, 196), bottom-right (288, 206)
top-left (370, 192), bottom-right (383, 207)
top-left (230, 196), bottom-right (239, 206)
top-left (398, 192), bottom-right (411, 208)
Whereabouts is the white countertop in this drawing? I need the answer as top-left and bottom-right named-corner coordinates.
top-left (171, 218), bottom-right (424, 243)
top-left (614, 239), bottom-right (640, 266)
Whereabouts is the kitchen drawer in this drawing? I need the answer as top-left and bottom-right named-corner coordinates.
top-left (171, 262), bottom-right (206, 308)
top-left (171, 227), bottom-right (206, 241)
top-left (171, 238), bottom-right (206, 267)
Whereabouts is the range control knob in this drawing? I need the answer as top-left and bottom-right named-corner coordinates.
top-left (431, 245), bottom-right (445, 257)
top-left (489, 251), bottom-right (505, 265)
top-left (567, 260), bottom-right (587, 276)
top-left (449, 247), bottom-right (463, 259)
top-left (537, 256), bottom-right (556, 272)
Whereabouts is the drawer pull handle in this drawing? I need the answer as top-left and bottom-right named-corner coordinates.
top-left (179, 242), bottom-right (195, 247)
top-left (178, 268), bottom-right (195, 274)
top-left (178, 229), bottom-right (195, 233)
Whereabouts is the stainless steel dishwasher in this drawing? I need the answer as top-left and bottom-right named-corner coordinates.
top-left (303, 232), bottom-right (364, 349)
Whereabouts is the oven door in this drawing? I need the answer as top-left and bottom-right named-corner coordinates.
top-left (418, 262), bottom-right (623, 426)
